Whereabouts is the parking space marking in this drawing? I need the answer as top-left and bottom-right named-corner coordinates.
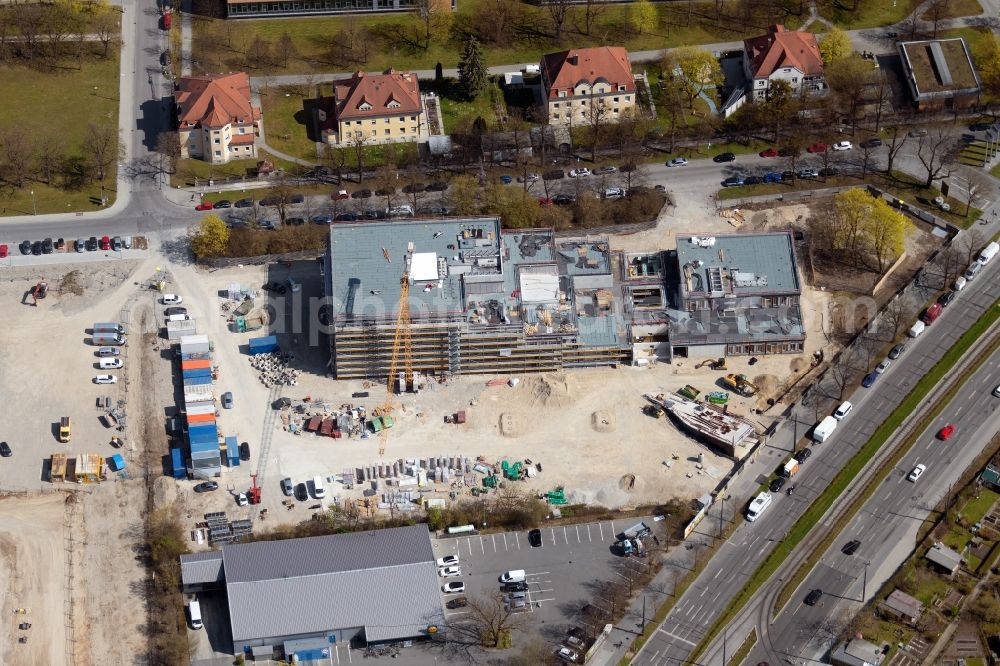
top-left (514, 531), bottom-right (521, 549)
top-left (586, 523), bottom-right (592, 541)
top-left (598, 522), bottom-right (605, 540)
top-left (564, 526), bottom-right (569, 543)
top-left (576, 524), bottom-right (581, 542)
top-left (550, 527), bottom-right (557, 546)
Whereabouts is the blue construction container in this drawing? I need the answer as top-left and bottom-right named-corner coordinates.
top-left (170, 448), bottom-right (186, 479)
top-left (225, 436), bottom-right (240, 467)
top-left (182, 368), bottom-right (213, 379)
top-left (248, 335), bottom-right (279, 355)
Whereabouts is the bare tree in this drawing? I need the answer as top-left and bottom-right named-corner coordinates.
top-left (963, 172), bottom-right (990, 218)
top-left (93, 11), bottom-right (119, 59)
top-left (915, 131), bottom-right (955, 189)
top-left (2, 131), bottom-right (33, 188)
top-left (925, 0), bottom-right (951, 38)
top-left (585, 94), bottom-right (610, 162)
top-left (459, 592), bottom-right (528, 648)
top-left (881, 297), bottom-right (913, 342)
top-left (35, 135), bottom-right (64, 185)
top-left (858, 143), bottom-right (876, 179)
top-left (957, 227), bottom-right (986, 265)
top-left (348, 133), bottom-right (368, 183)
top-left (83, 123), bottom-right (118, 183)
top-left (248, 35), bottom-right (272, 69)
top-left (546, 0), bottom-right (572, 40)
top-left (275, 32), bottom-right (297, 69)
top-left (885, 126), bottom-right (908, 175)
top-left (870, 69), bottom-right (895, 133)
top-left (829, 346), bottom-right (860, 398)
top-left (12, 3), bottom-right (45, 61)
top-left (576, 0), bottom-right (610, 35)
top-left (154, 132), bottom-right (182, 175)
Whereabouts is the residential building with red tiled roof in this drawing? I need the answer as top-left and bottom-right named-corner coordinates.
top-left (175, 72), bottom-right (261, 164)
top-left (743, 25), bottom-right (825, 100)
top-left (540, 46), bottom-right (637, 126)
top-left (318, 69), bottom-right (427, 146)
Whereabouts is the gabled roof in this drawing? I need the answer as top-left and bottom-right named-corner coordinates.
top-left (925, 541), bottom-right (963, 572)
top-left (744, 25), bottom-right (824, 79)
top-left (331, 69), bottom-right (422, 121)
top-left (883, 589), bottom-right (923, 620)
top-left (175, 72), bottom-right (260, 129)
top-left (541, 46), bottom-right (634, 98)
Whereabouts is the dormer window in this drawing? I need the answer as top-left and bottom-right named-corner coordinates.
top-left (386, 97), bottom-right (401, 109)
top-left (618, 85), bottom-right (626, 91)
top-left (358, 100), bottom-right (373, 111)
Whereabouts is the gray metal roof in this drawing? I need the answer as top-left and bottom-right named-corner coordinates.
top-left (676, 232), bottom-right (800, 297)
top-left (222, 525), bottom-right (443, 643)
top-left (180, 550), bottom-right (224, 586)
top-left (925, 541), bottom-right (963, 572)
top-left (830, 638), bottom-right (881, 666)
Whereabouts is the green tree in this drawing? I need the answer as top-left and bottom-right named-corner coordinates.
top-left (626, 0), bottom-right (657, 35)
top-left (818, 27), bottom-right (852, 64)
top-left (458, 36), bottom-right (488, 100)
top-left (972, 31), bottom-right (1000, 100)
top-left (673, 47), bottom-right (724, 109)
top-left (448, 174), bottom-right (481, 215)
top-left (189, 215), bottom-right (230, 258)
top-left (829, 189), bottom-right (909, 271)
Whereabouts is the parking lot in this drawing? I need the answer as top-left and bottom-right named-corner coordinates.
top-left (433, 518), bottom-right (657, 639)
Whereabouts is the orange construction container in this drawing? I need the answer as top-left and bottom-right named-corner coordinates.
top-left (187, 413), bottom-right (215, 424)
top-left (182, 359), bottom-right (211, 370)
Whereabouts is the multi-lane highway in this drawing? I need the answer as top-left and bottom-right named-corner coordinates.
top-left (740, 339), bottom-right (1000, 664)
top-left (630, 257), bottom-right (1000, 666)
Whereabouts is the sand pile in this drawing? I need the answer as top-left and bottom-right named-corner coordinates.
top-left (523, 373), bottom-right (576, 408)
top-left (591, 410), bottom-right (616, 432)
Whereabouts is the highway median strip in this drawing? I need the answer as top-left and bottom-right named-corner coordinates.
top-left (687, 297), bottom-right (1000, 663)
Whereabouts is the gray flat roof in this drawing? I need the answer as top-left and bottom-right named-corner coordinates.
top-left (328, 218), bottom-right (502, 322)
top-left (180, 550), bottom-right (224, 586)
top-left (223, 525), bottom-right (443, 643)
top-left (925, 541), bottom-right (963, 571)
top-left (898, 38), bottom-right (982, 99)
top-left (676, 232), bottom-right (800, 298)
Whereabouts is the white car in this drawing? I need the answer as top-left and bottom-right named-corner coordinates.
top-left (442, 581), bottom-right (465, 594)
top-left (94, 374), bottom-right (118, 384)
top-left (558, 646), bottom-right (581, 663)
top-left (833, 401), bottom-right (853, 420)
top-left (832, 141), bottom-right (853, 151)
top-left (603, 187), bottom-right (626, 200)
top-left (161, 293), bottom-right (183, 305)
top-left (667, 157), bottom-right (688, 167)
top-left (439, 566), bottom-right (461, 578)
top-left (568, 168), bottom-right (590, 178)
top-left (436, 555), bottom-right (459, 567)
top-left (237, 492), bottom-right (249, 506)
top-left (99, 358), bottom-right (124, 370)
top-left (993, 384), bottom-right (1000, 398)
top-left (907, 464), bottom-right (926, 482)
top-left (875, 359), bottom-right (892, 374)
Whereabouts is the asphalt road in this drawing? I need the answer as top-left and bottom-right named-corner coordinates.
top-left (629, 258), bottom-right (1000, 666)
top-left (743, 343), bottom-right (1000, 665)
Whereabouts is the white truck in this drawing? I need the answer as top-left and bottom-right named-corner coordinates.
top-left (746, 492), bottom-right (772, 522)
top-left (812, 415), bottom-right (838, 443)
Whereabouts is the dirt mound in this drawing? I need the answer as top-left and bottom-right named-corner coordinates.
top-left (499, 413), bottom-right (520, 437)
top-left (752, 375), bottom-right (779, 395)
top-left (523, 373), bottom-right (576, 408)
top-left (619, 474), bottom-right (636, 491)
top-left (789, 357), bottom-right (808, 374)
top-left (591, 410), bottom-right (616, 432)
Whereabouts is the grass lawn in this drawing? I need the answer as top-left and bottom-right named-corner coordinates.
top-left (920, 0), bottom-right (982, 20)
top-left (192, 0), bottom-right (794, 77)
top-left (802, 20), bottom-right (828, 33)
top-left (906, 565), bottom-right (953, 606)
top-left (992, 163), bottom-right (1000, 179)
top-left (0, 55), bottom-right (120, 216)
top-left (259, 86), bottom-right (320, 161)
top-left (819, 0), bottom-right (918, 29)
top-left (438, 82), bottom-right (503, 134)
top-left (959, 489), bottom-right (1000, 524)
top-left (173, 150), bottom-right (308, 188)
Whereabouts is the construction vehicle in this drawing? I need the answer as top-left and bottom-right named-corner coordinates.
top-left (30, 281), bottom-right (48, 305)
top-left (247, 473), bottom-right (261, 505)
top-left (642, 404), bottom-right (664, 418)
top-left (721, 373), bottom-right (758, 397)
top-left (58, 417), bottom-right (71, 443)
top-left (378, 258), bottom-right (413, 456)
top-left (697, 357), bottom-right (726, 370)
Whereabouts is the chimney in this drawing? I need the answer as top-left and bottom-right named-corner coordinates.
top-left (568, 53), bottom-right (578, 66)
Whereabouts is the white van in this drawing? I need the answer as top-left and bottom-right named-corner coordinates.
top-left (908, 320), bottom-right (926, 337)
top-left (833, 401), bottom-right (853, 420)
top-left (746, 492), bottom-right (772, 522)
top-left (979, 241), bottom-right (999, 264)
top-left (97, 347), bottom-right (120, 357)
top-left (953, 276), bottom-right (967, 291)
top-left (99, 357), bottom-right (123, 370)
top-left (964, 260), bottom-right (983, 281)
top-left (312, 475), bottom-right (326, 499)
top-left (188, 599), bottom-right (203, 630)
top-left (166, 313), bottom-right (191, 322)
top-left (499, 569), bottom-right (526, 583)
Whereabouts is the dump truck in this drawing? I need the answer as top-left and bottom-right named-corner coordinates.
top-left (721, 373), bottom-right (758, 397)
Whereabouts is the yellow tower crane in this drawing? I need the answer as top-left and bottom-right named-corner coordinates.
top-left (378, 268), bottom-right (412, 456)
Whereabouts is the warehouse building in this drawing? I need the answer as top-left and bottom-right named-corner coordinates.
top-left (180, 525), bottom-right (444, 658)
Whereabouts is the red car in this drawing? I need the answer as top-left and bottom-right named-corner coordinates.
top-left (99, 235), bottom-right (111, 250)
top-left (807, 143), bottom-right (828, 153)
top-left (538, 197), bottom-right (554, 207)
top-left (0, 244), bottom-right (7, 258)
top-left (937, 424), bottom-right (955, 440)
top-left (332, 190), bottom-right (350, 200)
top-left (759, 147), bottom-right (779, 158)
top-left (195, 202), bottom-right (214, 211)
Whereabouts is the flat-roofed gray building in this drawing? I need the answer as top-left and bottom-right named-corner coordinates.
top-left (179, 525), bottom-right (444, 659)
top-left (898, 38), bottom-right (982, 112)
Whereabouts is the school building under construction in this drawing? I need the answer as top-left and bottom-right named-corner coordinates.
top-left (323, 219), bottom-right (804, 379)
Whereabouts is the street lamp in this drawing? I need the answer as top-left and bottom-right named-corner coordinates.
top-left (862, 560), bottom-right (871, 601)
top-left (30, 190), bottom-right (36, 216)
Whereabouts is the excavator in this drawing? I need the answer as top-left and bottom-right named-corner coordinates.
top-left (721, 373), bottom-right (759, 397)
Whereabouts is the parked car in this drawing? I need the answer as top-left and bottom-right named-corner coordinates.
top-left (769, 476), bottom-right (786, 492)
top-left (862, 371), bottom-right (879, 388)
top-left (794, 448), bottom-right (813, 463)
top-left (875, 359), bottom-right (891, 374)
top-left (221, 392), bottom-right (234, 409)
top-left (713, 152), bottom-right (736, 162)
top-left (42, 238), bottom-right (53, 254)
top-left (94, 374), bottom-right (118, 384)
top-left (603, 187), bottom-right (626, 199)
top-left (446, 597), bottom-right (468, 609)
top-left (442, 581), bottom-right (465, 594)
top-left (503, 581), bottom-right (529, 592)
top-left (288, 194), bottom-right (305, 204)
top-left (281, 478), bottom-right (293, 496)
top-left (842, 540), bottom-right (861, 555)
top-left (970, 122), bottom-right (993, 132)
top-left (311, 214), bottom-right (333, 225)
top-left (667, 157), bottom-right (688, 167)
top-left (832, 141), bottom-right (852, 151)
top-left (195, 202), bottom-right (214, 211)
top-left (213, 200), bottom-right (232, 209)
top-left (797, 168), bottom-right (820, 179)
top-left (861, 138), bottom-right (883, 148)
top-left (763, 172), bottom-right (782, 183)
top-left (352, 188), bottom-right (372, 199)
top-left (528, 529), bottom-right (542, 547)
top-left (833, 401), bottom-right (853, 419)
top-left (194, 481), bottom-right (218, 493)
top-left (759, 147), bottom-right (779, 158)
top-left (237, 493), bottom-right (249, 506)
top-left (403, 182), bottom-right (426, 193)
top-left (937, 290), bottom-right (956, 307)
top-left (234, 198), bottom-right (254, 208)
top-left (259, 197), bottom-right (280, 206)
top-left (31, 241), bottom-right (42, 255)
top-left (161, 293), bottom-right (183, 305)
top-left (332, 190), bottom-right (350, 200)
top-left (594, 165), bottom-right (617, 174)
top-left (568, 168), bottom-right (590, 178)
top-left (439, 566), bottom-right (461, 578)
top-left (558, 647), bottom-right (581, 663)
top-left (0, 244), bottom-right (6, 259)
top-left (499, 175), bottom-right (513, 184)
top-left (538, 197), bottom-right (554, 206)
top-left (804, 589), bottom-right (823, 605)
top-left (807, 143), bottom-right (827, 153)
top-left (554, 194), bottom-right (575, 205)
top-left (86, 236), bottom-right (98, 251)
top-left (19, 240), bottom-right (31, 255)
top-left (100, 358), bottom-right (123, 369)
top-left (239, 441), bottom-right (250, 461)
top-left (937, 424), bottom-right (955, 440)
top-left (74, 239), bottom-right (86, 252)
top-left (819, 167), bottom-right (839, 177)
top-left (908, 128), bottom-right (928, 138)
top-left (99, 235), bottom-right (111, 250)
top-left (389, 204), bottom-right (414, 217)
top-left (722, 176), bottom-right (744, 187)
top-left (426, 181), bottom-right (449, 191)
top-left (295, 483), bottom-right (308, 501)
top-left (437, 555), bottom-right (459, 567)
top-left (335, 212), bottom-right (359, 221)
top-left (543, 169), bottom-right (565, 180)
top-left (0, 441), bottom-right (10, 457)
top-left (743, 176), bottom-right (761, 185)
top-left (907, 463), bottom-right (926, 481)
top-left (888, 344), bottom-right (906, 359)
